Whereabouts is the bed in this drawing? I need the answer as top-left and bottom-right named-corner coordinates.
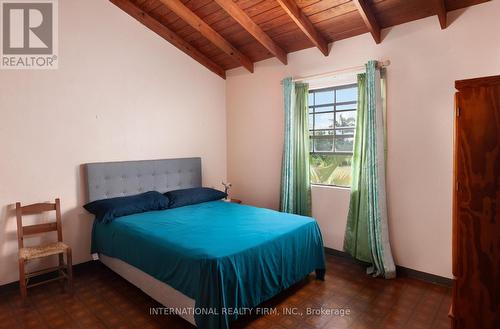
top-left (86, 158), bottom-right (326, 329)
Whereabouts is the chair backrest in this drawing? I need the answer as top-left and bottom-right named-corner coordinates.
top-left (16, 198), bottom-right (62, 249)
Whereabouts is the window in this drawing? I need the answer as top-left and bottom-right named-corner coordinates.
top-left (309, 84), bottom-right (357, 187)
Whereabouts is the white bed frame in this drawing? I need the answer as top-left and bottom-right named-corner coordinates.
top-left (99, 254), bottom-right (196, 325)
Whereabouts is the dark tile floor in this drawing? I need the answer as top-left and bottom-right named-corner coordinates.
top-left (0, 254), bottom-right (451, 329)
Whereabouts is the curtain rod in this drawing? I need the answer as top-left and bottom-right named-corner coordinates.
top-left (292, 60), bottom-right (390, 83)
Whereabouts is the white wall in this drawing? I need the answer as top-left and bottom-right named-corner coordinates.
top-left (226, 0), bottom-right (500, 278)
top-left (0, 0), bottom-right (227, 285)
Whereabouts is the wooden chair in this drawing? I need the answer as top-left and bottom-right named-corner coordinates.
top-left (16, 198), bottom-right (73, 300)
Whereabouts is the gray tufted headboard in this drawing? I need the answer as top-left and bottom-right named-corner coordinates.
top-left (85, 158), bottom-right (202, 202)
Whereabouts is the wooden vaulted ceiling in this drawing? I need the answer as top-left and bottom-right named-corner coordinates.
top-left (111, 0), bottom-right (490, 79)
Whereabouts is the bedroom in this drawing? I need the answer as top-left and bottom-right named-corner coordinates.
top-left (0, 0), bottom-right (498, 328)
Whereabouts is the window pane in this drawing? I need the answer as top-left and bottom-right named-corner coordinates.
top-left (310, 154), bottom-right (353, 187)
top-left (314, 105), bottom-right (333, 113)
top-left (336, 103), bottom-right (357, 111)
top-left (334, 135), bottom-right (354, 152)
top-left (309, 83), bottom-right (358, 187)
top-left (313, 137), bottom-right (333, 152)
top-left (336, 87), bottom-right (357, 103)
top-left (335, 111), bottom-right (356, 128)
top-left (314, 89), bottom-right (334, 105)
top-left (308, 114), bottom-right (314, 130)
top-left (314, 112), bottom-right (334, 129)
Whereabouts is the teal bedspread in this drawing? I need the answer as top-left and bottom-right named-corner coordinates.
top-left (91, 201), bottom-right (325, 329)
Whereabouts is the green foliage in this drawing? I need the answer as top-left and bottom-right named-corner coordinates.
top-left (336, 113), bottom-right (355, 128)
top-left (310, 154), bottom-right (352, 187)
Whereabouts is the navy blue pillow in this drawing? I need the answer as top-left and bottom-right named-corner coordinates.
top-left (84, 191), bottom-right (169, 223)
top-left (165, 187), bottom-right (227, 209)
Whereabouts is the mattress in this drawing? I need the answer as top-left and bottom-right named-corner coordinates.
top-left (91, 200), bottom-right (325, 329)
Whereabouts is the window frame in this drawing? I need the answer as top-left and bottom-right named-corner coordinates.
top-left (309, 83), bottom-right (358, 187)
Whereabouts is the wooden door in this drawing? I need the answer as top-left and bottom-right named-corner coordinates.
top-left (453, 76), bottom-right (500, 329)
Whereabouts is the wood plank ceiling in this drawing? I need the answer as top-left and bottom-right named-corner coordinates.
top-left (111, 0), bottom-right (490, 79)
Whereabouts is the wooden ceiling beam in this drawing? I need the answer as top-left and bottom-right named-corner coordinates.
top-left (109, 0), bottom-right (226, 79)
top-left (214, 0), bottom-right (288, 65)
top-left (158, 0), bottom-right (254, 73)
top-left (352, 0), bottom-right (381, 44)
top-left (435, 0), bottom-right (447, 29)
top-left (275, 0), bottom-right (329, 56)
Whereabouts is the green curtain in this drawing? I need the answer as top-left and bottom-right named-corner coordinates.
top-left (280, 78), bottom-right (311, 216)
top-left (344, 74), bottom-right (371, 263)
top-left (344, 61), bottom-right (396, 279)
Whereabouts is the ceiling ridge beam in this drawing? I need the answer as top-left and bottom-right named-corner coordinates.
top-left (158, 0), bottom-right (254, 73)
top-left (435, 0), bottom-right (447, 29)
top-left (109, 0), bottom-right (226, 79)
top-left (214, 0), bottom-right (287, 65)
top-left (275, 0), bottom-right (330, 56)
top-left (352, 0), bottom-right (381, 44)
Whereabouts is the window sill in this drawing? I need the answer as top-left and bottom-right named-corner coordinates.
top-left (311, 184), bottom-right (351, 191)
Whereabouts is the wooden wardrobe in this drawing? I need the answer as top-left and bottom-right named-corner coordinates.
top-left (451, 75), bottom-right (500, 328)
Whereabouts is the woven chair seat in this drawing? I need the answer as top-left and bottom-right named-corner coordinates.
top-left (19, 242), bottom-right (69, 260)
